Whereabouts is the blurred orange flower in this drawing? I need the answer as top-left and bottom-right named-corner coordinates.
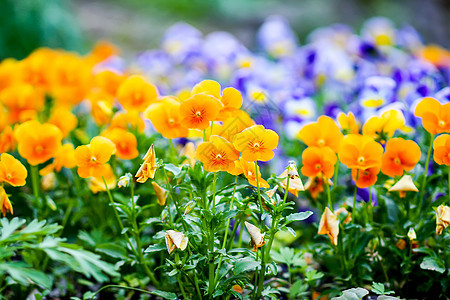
top-left (196, 135), bottom-right (239, 172)
top-left (0, 58), bottom-right (20, 91)
top-left (40, 143), bottom-right (77, 176)
top-left (0, 153), bottom-right (27, 187)
top-left (48, 107), bottom-right (78, 138)
top-left (301, 146), bottom-right (337, 179)
top-left (418, 45), bottom-right (450, 68)
top-left (352, 166), bottom-right (380, 188)
top-left (233, 125), bottom-right (279, 162)
top-left (305, 176), bottom-right (332, 200)
top-left (0, 83), bottom-right (44, 123)
top-left (337, 112), bottom-right (359, 134)
top-left (0, 126), bottom-right (16, 153)
top-left (0, 186), bottom-right (13, 216)
top-left (15, 120), bottom-right (63, 166)
top-left (433, 134), bottom-right (450, 165)
top-left (93, 70), bottom-right (125, 97)
top-left (144, 96), bottom-right (189, 139)
top-left (381, 138), bottom-right (421, 177)
top-left (74, 136), bottom-right (116, 178)
top-left (318, 207), bottom-right (339, 246)
top-left (111, 111), bottom-right (146, 132)
top-left (212, 110), bottom-right (255, 142)
top-left (230, 159), bottom-right (269, 188)
top-left (117, 75), bottom-right (158, 111)
top-left (338, 134), bottom-right (383, 170)
top-left (136, 145), bottom-right (157, 183)
top-left (89, 164), bottom-right (117, 193)
top-left (414, 97), bottom-right (450, 134)
top-left (180, 94), bottom-right (223, 130)
top-left (19, 48), bottom-right (58, 90)
top-left (103, 128), bottom-right (139, 160)
top-left (297, 116), bottom-right (343, 153)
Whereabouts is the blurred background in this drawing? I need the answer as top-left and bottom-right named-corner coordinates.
top-left (1, 0), bottom-right (449, 60)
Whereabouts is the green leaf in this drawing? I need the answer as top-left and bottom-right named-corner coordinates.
top-left (420, 256), bottom-right (445, 274)
top-left (233, 258), bottom-right (260, 275)
top-left (0, 218), bottom-right (26, 241)
top-left (285, 211), bottom-right (313, 224)
top-left (331, 288), bottom-right (369, 300)
top-left (151, 290), bottom-right (177, 300)
top-left (96, 243), bottom-right (127, 259)
top-left (371, 282), bottom-right (386, 295)
top-left (290, 280), bottom-right (308, 298)
top-left (145, 244), bottom-right (166, 253)
top-left (164, 164), bottom-right (181, 176)
top-left (0, 262), bottom-right (52, 290)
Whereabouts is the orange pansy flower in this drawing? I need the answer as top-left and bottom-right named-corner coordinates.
top-left (414, 97), bottom-right (450, 134)
top-left (297, 116), bottom-right (343, 153)
top-left (15, 120), bottom-right (63, 166)
top-left (352, 166), bottom-right (380, 188)
top-left (86, 40), bottom-right (119, 65)
top-left (74, 136), bottom-right (116, 178)
top-left (117, 75), bottom-right (158, 111)
top-left (40, 143), bottom-right (77, 176)
top-left (338, 134), bottom-right (383, 170)
top-left (381, 138), bottom-right (421, 177)
top-left (433, 134), bottom-right (450, 165)
top-left (103, 128), bottom-right (139, 160)
top-left (305, 176), bottom-right (333, 200)
top-left (0, 58), bottom-right (20, 91)
top-left (196, 135), bottom-right (239, 172)
top-left (301, 146), bottom-right (337, 179)
top-left (233, 125), bottom-right (279, 162)
top-left (418, 45), bottom-right (450, 68)
top-left (135, 145), bottom-right (157, 183)
top-left (212, 110), bottom-right (255, 142)
top-left (144, 96), bottom-right (189, 139)
top-left (93, 70), bottom-right (125, 97)
top-left (20, 48), bottom-right (58, 90)
top-left (0, 126), bottom-right (16, 153)
top-left (179, 94), bottom-right (223, 130)
top-left (337, 112), bottom-right (359, 134)
top-left (110, 111), bottom-right (146, 132)
top-left (0, 153), bottom-right (27, 187)
top-left (0, 83), bottom-right (44, 123)
top-left (48, 107), bottom-right (78, 138)
top-left (230, 159), bottom-right (269, 188)
top-left (0, 186), bottom-right (13, 216)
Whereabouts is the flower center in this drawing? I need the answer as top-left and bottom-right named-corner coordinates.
top-left (6, 174), bottom-right (11, 180)
top-left (168, 118), bottom-right (175, 124)
top-left (439, 120), bottom-right (446, 128)
top-left (394, 157), bottom-right (401, 165)
top-left (195, 111), bottom-right (202, 117)
top-left (357, 156), bottom-right (365, 164)
top-left (91, 156), bottom-right (97, 162)
top-left (317, 139), bottom-right (325, 146)
top-left (215, 154), bottom-right (222, 160)
top-left (35, 145), bottom-right (43, 154)
top-left (315, 163), bottom-right (321, 170)
top-left (253, 142), bottom-right (260, 149)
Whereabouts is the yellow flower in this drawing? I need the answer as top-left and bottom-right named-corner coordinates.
top-left (436, 205), bottom-right (450, 235)
top-left (318, 207), bottom-right (339, 246)
top-left (165, 230), bottom-right (188, 254)
top-left (0, 186), bottom-right (13, 216)
top-left (244, 221), bottom-right (265, 252)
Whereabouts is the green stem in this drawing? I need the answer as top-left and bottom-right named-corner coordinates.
top-left (255, 161), bottom-right (268, 299)
top-left (175, 252), bottom-right (188, 299)
top-left (103, 177), bottom-right (159, 287)
top-left (89, 284), bottom-right (158, 300)
top-left (352, 169), bottom-right (359, 223)
top-left (333, 159), bottom-right (339, 188)
top-left (282, 176), bottom-right (290, 207)
top-left (215, 177), bottom-right (238, 284)
top-left (326, 179), bottom-right (332, 212)
top-left (208, 172), bottom-right (218, 297)
top-left (30, 165), bottom-right (41, 208)
top-left (417, 133), bottom-right (434, 216)
top-left (368, 186), bottom-right (373, 223)
top-left (254, 162), bottom-right (264, 223)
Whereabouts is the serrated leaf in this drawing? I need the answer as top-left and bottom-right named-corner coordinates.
top-left (0, 218), bottom-right (26, 241)
top-left (0, 262), bottom-right (52, 290)
top-left (233, 258), bottom-right (260, 275)
top-left (420, 256), bottom-right (445, 274)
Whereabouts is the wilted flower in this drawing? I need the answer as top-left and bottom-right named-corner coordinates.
top-left (117, 174), bottom-right (131, 188)
top-left (41, 172), bottom-right (56, 191)
top-left (244, 221), bottom-right (265, 252)
top-left (135, 145), bottom-right (157, 183)
top-left (388, 175), bottom-right (418, 198)
top-left (0, 186), bottom-right (13, 216)
top-left (436, 205), bottom-right (450, 235)
top-left (407, 228), bottom-right (417, 240)
top-left (165, 230), bottom-right (189, 254)
top-left (152, 182), bottom-right (168, 206)
top-left (318, 207), bottom-right (339, 246)
top-left (279, 168), bottom-right (305, 197)
top-left (335, 207), bottom-right (352, 224)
